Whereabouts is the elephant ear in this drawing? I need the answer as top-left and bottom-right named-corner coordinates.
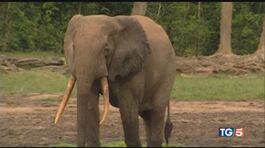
top-left (64, 14), bottom-right (82, 75)
top-left (108, 16), bottom-right (151, 81)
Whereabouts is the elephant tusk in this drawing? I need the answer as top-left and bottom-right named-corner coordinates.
top-left (54, 75), bottom-right (76, 124)
top-left (99, 77), bottom-right (109, 125)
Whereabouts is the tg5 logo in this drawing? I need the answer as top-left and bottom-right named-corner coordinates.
top-left (219, 128), bottom-right (244, 137)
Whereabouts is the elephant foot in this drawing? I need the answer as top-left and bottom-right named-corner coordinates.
top-left (126, 141), bottom-right (141, 147)
top-left (85, 141), bottom-right (100, 147)
top-left (147, 140), bottom-right (163, 147)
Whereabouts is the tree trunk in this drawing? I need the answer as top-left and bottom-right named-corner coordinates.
top-left (196, 2), bottom-right (201, 56)
top-left (215, 2), bottom-right (233, 55)
top-left (157, 2), bottom-right (162, 17)
top-left (198, 2), bottom-right (201, 19)
top-left (255, 17), bottom-right (265, 55)
top-left (78, 2), bottom-right (82, 14)
top-left (3, 2), bottom-right (11, 51)
top-left (131, 2), bottom-right (148, 15)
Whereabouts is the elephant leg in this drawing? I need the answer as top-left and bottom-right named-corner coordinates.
top-left (149, 108), bottom-right (166, 147)
top-left (139, 111), bottom-right (152, 144)
top-left (140, 108), bottom-right (166, 147)
top-left (146, 67), bottom-right (176, 147)
top-left (118, 93), bottom-right (141, 147)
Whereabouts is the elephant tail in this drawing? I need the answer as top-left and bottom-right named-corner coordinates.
top-left (164, 101), bottom-right (173, 146)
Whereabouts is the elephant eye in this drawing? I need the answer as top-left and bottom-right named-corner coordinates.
top-left (104, 43), bottom-right (109, 51)
top-left (105, 42), bottom-right (113, 53)
top-left (104, 42), bottom-right (109, 49)
top-left (104, 43), bottom-right (111, 57)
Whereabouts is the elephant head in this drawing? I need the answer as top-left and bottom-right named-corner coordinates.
top-left (54, 15), bottom-right (150, 146)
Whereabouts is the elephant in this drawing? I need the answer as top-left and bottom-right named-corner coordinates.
top-left (54, 14), bottom-right (176, 147)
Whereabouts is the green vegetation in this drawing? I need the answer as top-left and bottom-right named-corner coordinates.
top-left (0, 69), bottom-right (263, 100)
top-left (171, 73), bottom-right (264, 100)
top-left (50, 141), bottom-right (181, 147)
top-left (101, 141), bottom-right (126, 147)
top-left (0, 2), bottom-right (264, 56)
top-left (50, 142), bottom-right (76, 147)
top-left (0, 69), bottom-right (69, 95)
top-left (0, 50), bottom-right (63, 58)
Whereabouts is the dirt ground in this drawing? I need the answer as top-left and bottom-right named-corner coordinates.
top-left (0, 93), bottom-right (264, 147)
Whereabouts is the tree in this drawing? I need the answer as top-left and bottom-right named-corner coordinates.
top-left (131, 2), bottom-right (147, 15)
top-left (78, 2), bottom-right (82, 14)
top-left (0, 2), bottom-right (263, 56)
top-left (215, 2), bottom-right (233, 55)
top-left (255, 16), bottom-right (265, 55)
top-left (3, 2), bottom-right (11, 51)
top-left (232, 3), bottom-right (264, 55)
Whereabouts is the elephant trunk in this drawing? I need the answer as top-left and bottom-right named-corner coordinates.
top-left (54, 76), bottom-right (110, 125)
